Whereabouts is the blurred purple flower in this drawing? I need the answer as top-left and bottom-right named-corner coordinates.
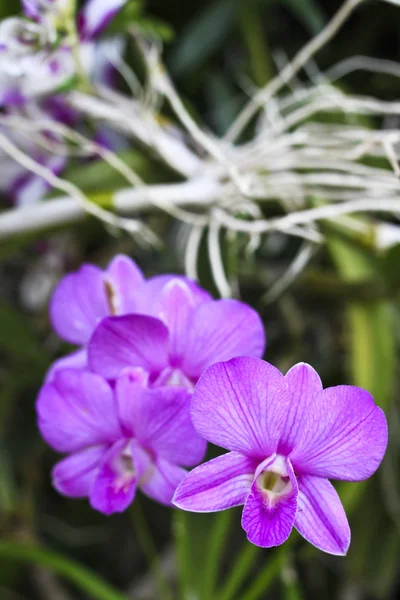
top-left (173, 357), bottom-right (388, 555)
top-left (88, 278), bottom-right (266, 388)
top-left (37, 367), bottom-right (206, 514)
top-left (48, 255), bottom-right (217, 378)
top-left (78, 0), bottom-right (128, 40)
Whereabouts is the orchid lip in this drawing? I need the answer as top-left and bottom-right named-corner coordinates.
top-left (256, 455), bottom-right (293, 503)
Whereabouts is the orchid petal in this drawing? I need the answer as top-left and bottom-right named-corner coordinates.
top-left (140, 459), bottom-right (188, 506)
top-left (173, 452), bottom-right (257, 512)
top-left (45, 349), bottom-right (88, 383)
top-left (290, 385), bottom-right (388, 481)
top-left (50, 265), bottom-right (109, 345)
top-left (279, 363), bottom-right (323, 455)
top-left (156, 279), bottom-right (197, 363)
top-left (36, 370), bottom-right (121, 453)
top-left (22, 0), bottom-right (40, 20)
top-left (241, 458), bottom-right (298, 548)
top-left (295, 475), bottom-right (350, 556)
top-left (191, 357), bottom-right (287, 458)
top-left (79, 0), bottom-right (128, 40)
top-left (116, 372), bottom-right (206, 466)
top-left (115, 368), bottom-right (149, 436)
top-left (89, 440), bottom-right (138, 515)
top-left (52, 446), bottom-right (106, 498)
top-left (182, 300), bottom-right (266, 379)
top-left (89, 314), bottom-right (169, 380)
top-left (135, 274), bottom-right (211, 316)
top-left (106, 254), bottom-right (144, 315)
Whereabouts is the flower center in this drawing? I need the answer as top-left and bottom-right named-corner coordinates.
top-left (114, 451), bottom-right (136, 494)
top-left (256, 455), bottom-right (292, 503)
top-left (154, 367), bottom-right (194, 391)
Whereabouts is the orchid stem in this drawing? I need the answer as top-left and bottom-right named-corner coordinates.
top-left (201, 510), bottom-right (233, 600)
top-left (0, 541), bottom-right (128, 600)
top-left (129, 501), bottom-right (173, 600)
top-left (173, 511), bottom-right (194, 600)
top-left (239, 547), bottom-right (284, 600)
top-left (218, 542), bottom-right (259, 600)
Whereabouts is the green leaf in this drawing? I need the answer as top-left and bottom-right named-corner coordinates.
top-left (380, 243), bottom-right (400, 293)
top-left (132, 17), bottom-right (175, 42)
top-left (0, 542), bottom-right (128, 600)
top-left (326, 232), bottom-right (396, 408)
top-left (169, 0), bottom-right (241, 77)
top-left (63, 149), bottom-right (179, 194)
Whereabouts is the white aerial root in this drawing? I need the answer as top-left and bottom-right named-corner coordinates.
top-left (1, 0), bottom-right (400, 292)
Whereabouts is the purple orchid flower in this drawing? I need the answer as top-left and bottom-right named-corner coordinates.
top-left (37, 367), bottom-right (206, 514)
top-left (173, 357), bottom-right (388, 555)
top-left (48, 255), bottom-right (216, 378)
top-left (22, 0), bottom-right (127, 41)
top-left (88, 278), bottom-right (266, 389)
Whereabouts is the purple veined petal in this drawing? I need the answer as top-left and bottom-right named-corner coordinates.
top-left (241, 457), bottom-right (298, 548)
top-left (106, 254), bottom-right (145, 315)
top-left (88, 314), bottom-right (170, 380)
top-left (52, 445), bottom-right (106, 498)
top-left (156, 279), bottom-right (197, 365)
top-left (278, 363), bottom-right (323, 456)
top-left (289, 385), bottom-right (388, 481)
top-left (181, 300), bottom-right (266, 380)
top-left (191, 357), bottom-right (288, 458)
top-left (295, 475), bottom-right (350, 556)
top-left (115, 368), bottom-right (149, 436)
top-left (173, 451), bottom-right (257, 512)
top-left (78, 0), bottom-right (128, 41)
top-left (136, 274), bottom-right (212, 317)
top-left (89, 439), bottom-right (140, 515)
top-left (36, 369), bottom-right (122, 453)
top-left (140, 458), bottom-right (188, 506)
top-left (116, 373), bottom-right (206, 466)
top-left (45, 349), bottom-right (88, 383)
top-left (50, 265), bottom-right (109, 345)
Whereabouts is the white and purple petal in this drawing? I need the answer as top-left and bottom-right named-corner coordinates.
top-left (78, 0), bottom-right (128, 40)
top-left (89, 440), bottom-right (138, 514)
top-left (241, 458), bottom-right (298, 548)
